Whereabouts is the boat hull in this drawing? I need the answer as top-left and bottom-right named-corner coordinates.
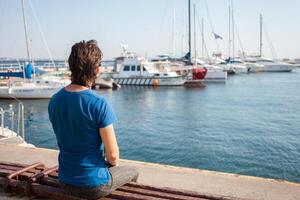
top-left (113, 76), bottom-right (186, 86)
top-left (0, 86), bottom-right (63, 99)
top-left (204, 70), bottom-right (227, 82)
top-left (247, 62), bottom-right (297, 72)
top-left (260, 64), bottom-right (296, 72)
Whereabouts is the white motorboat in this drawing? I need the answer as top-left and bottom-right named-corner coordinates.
top-left (216, 59), bottom-right (248, 74)
top-left (194, 59), bottom-right (227, 82)
top-left (244, 62), bottom-right (265, 73)
top-left (203, 65), bottom-right (227, 82)
top-left (106, 49), bottom-right (187, 86)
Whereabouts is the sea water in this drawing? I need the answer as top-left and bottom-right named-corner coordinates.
top-left (1, 69), bottom-right (299, 183)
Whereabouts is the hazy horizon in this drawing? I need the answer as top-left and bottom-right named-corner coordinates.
top-left (0, 0), bottom-right (299, 60)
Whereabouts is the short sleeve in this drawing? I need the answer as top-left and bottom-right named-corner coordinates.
top-left (96, 99), bottom-right (118, 129)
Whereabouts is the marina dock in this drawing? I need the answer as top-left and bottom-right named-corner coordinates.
top-left (0, 143), bottom-right (299, 200)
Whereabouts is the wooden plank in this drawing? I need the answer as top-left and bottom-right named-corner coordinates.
top-left (118, 185), bottom-right (204, 200)
top-left (109, 190), bottom-right (168, 200)
top-left (125, 183), bottom-right (235, 200)
top-left (0, 162), bottom-right (240, 200)
top-left (0, 161), bottom-right (27, 168)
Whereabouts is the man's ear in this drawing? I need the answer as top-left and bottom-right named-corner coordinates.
top-left (96, 67), bottom-right (100, 76)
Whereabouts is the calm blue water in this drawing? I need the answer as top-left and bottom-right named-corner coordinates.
top-left (1, 69), bottom-right (300, 183)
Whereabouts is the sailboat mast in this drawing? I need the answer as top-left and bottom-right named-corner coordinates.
top-left (228, 5), bottom-right (231, 58)
top-left (231, 0), bottom-right (235, 58)
top-left (21, 0), bottom-right (31, 63)
top-left (172, 7), bottom-right (176, 56)
top-left (259, 14), bottom-right (263, 57)
top-left (188, 0), bottom-right (192, 63)
top-left (193, 4), bottom-right (197, 61)
top-left (201, 17), bottom-right (204, 59)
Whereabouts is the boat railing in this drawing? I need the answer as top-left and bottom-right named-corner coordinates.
top-left (0, 64), bottom-right (23, 71)
top-left (0, 102), bottom-right (25, 141)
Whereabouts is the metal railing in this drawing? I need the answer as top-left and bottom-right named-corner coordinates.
top-left (0, 102), bottom-right (25, 141)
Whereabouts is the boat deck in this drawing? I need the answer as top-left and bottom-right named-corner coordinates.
top-left (0, 143), bottom-right (299, 200)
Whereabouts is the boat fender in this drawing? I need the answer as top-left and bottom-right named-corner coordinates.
top-left (25, 64), bottom-right (32, 79)
top-left (153, 79), bottom-right (159, 86)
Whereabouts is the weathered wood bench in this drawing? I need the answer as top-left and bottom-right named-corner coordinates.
top-left (0, 161), bottom-right (243, 200)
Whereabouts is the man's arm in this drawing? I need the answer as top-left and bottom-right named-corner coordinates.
top-left (99, 124), bottom-right (119, 166)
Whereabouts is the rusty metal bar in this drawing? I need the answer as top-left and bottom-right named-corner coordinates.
top-left (6, 162), bottom-right (45, 180)
top-left (30, 165), bottom-right (58, 182)
top-left (3, 162), bottom-right (45, 194)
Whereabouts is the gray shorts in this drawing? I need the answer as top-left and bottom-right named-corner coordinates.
top-left (60, 165), bottom-right (139, 200)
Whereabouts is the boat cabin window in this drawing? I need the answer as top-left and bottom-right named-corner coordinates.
top-left (137, 65), bottom-right (141, 71)
top-left (131, 65), bottom-right (136, 71)
top-left (154, 73), bottom-right (160, 76)
top-left (143, 66), bottom-right (147, 71)
top-left (259, 59), bottom-right (273, 63)
top-left (124, 65), bottom-right (130, 71)
top-left (163, 73), bottom-right (168, 76)
top-left (231, 60), bottom-right (242, 64)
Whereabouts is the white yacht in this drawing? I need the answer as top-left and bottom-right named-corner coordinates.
top-left (204, 65), bottom-right (227, 82)
top-left (244, 15), bottom-right (297, 72)
top-left (109, 51), bottom-right (187, 86)
top-left (245, 57), bottom-right (297, 72)
top-left (195, 59), bottom-right (227, 82)
top-left (0, 78), bottom-right (65, 99)
top-left (0, 63), bottom-right (68, 99)
top-left (224, 59), bottom-right (248, 74)
top-left (213, 58), bottom-right (248, 74)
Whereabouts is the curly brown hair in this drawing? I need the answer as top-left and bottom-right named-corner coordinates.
top-left (68, 40), bottom-right (103, 86)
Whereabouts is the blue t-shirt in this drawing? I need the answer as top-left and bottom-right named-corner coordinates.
top-left (48, 88), bottom-right (117, 187)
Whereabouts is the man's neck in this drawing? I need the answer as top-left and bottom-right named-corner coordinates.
top-left (64, 84), bottom-right (89, 92)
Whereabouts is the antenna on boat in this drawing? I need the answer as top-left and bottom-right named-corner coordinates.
top-left (231, 0), bottom-right (235, 59)
top-left (201, 17), bottom-right (204, 59)
top-left (121, 45), bottom-right (128, 57)
top-left (193, 4), bottom-right (197, 62)
top-left (21, 0), bottom-right (31, 64)
top-left (188, 0), bottom-right (192, 64)
top-left (28, 0), bottom-right (56, 70)
top-left (172, 6), bottom-right (176, 57)
top-left (259, 14), bottom-right (263, 57)
top-left (228, 5), bottom-right (231, 59)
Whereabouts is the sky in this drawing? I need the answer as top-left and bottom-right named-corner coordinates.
top-left (0, 0), bottom-right (299, 60)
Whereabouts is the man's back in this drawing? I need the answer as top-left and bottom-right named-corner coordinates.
top-left (48, 88), bottom-right (116, 187)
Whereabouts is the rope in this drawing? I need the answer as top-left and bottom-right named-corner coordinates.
top-left (233, 17), bottom-right (245, 57)
top-left (196, 11), bottom-right (210, 61)
top-left (203, 0), bottom-right (219, 50)
top-left (263, 22), bottom-right (277, 60)
top-left (28, 0), bottom-right (56, 69)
